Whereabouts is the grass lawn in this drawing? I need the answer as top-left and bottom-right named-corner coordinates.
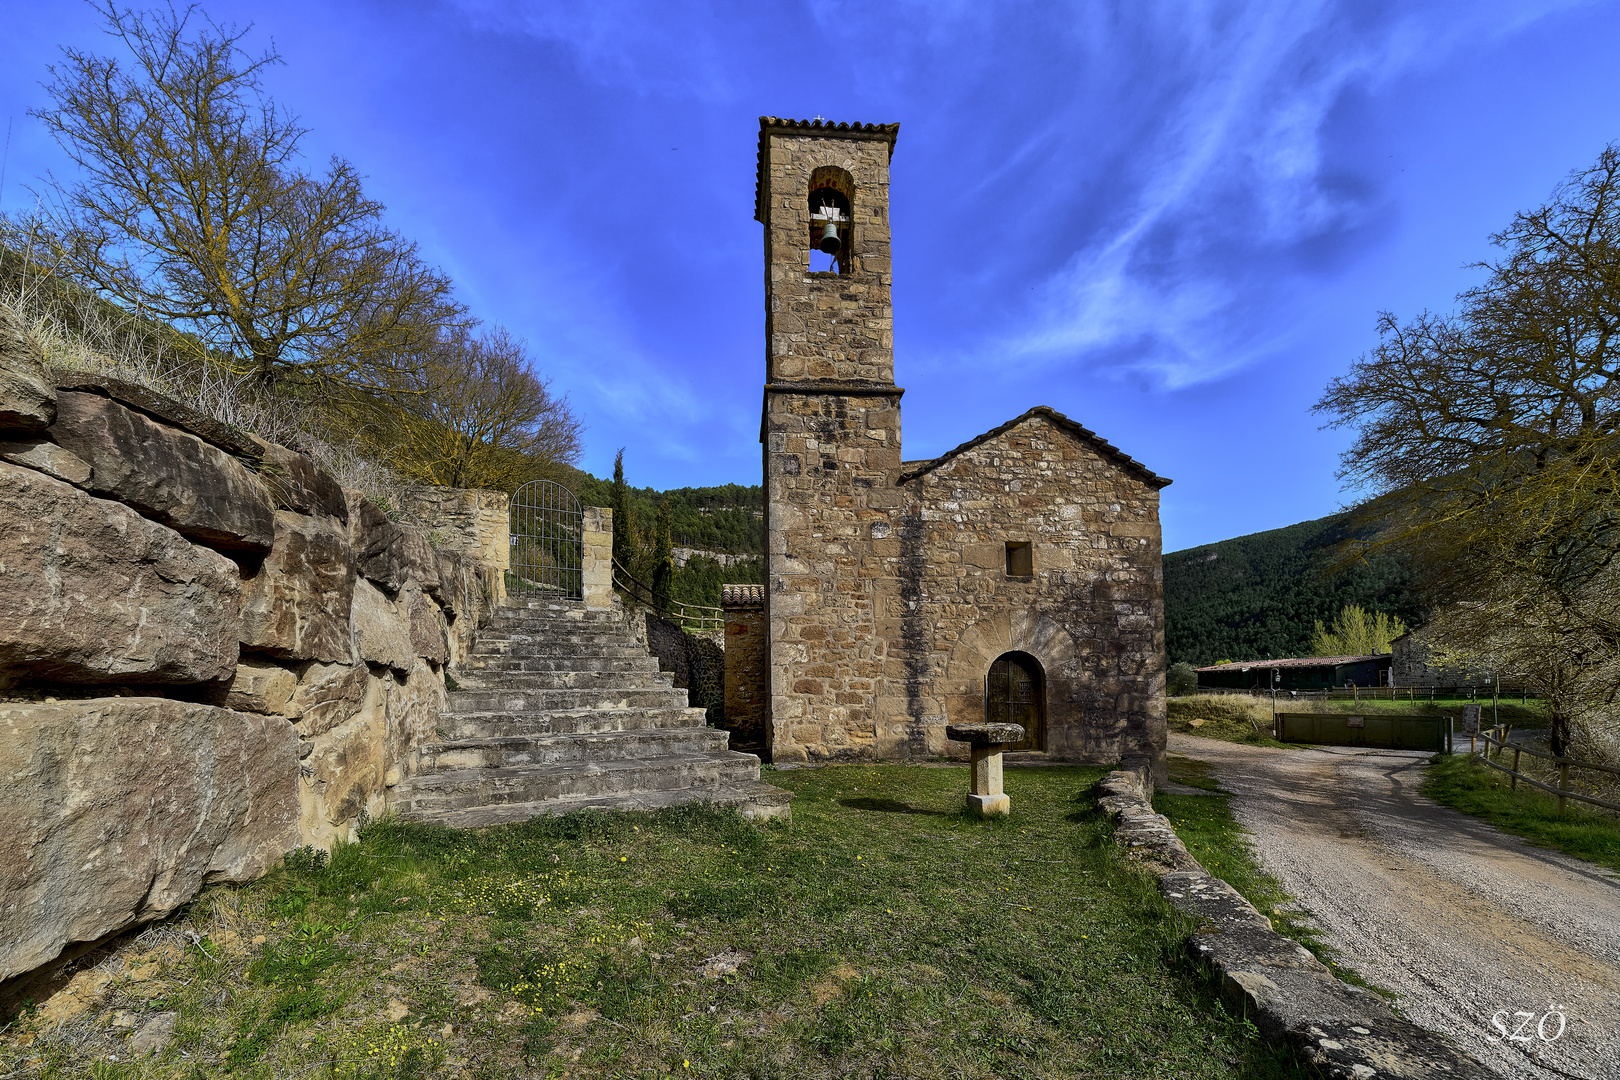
top-left (1, 764), bottom-right (1309, 1080)
top-left (1421, 753), bottom-right (1620, 873)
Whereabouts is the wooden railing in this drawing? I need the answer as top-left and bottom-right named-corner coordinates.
top-left (1472, 726), bottom-right (1620, 814)
top-left (611, 557), bottom-right (724, 633)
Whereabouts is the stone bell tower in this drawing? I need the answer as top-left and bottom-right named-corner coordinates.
top-left (756, 116), bottom-right (905, 763)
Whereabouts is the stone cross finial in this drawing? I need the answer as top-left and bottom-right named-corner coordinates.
top-left (946, 722), bottom-right (1025, 816)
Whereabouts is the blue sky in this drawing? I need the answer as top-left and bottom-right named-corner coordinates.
top-left (3, 0), bottom-right (1618, 551)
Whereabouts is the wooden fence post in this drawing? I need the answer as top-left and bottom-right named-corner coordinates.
top-left (1510, 746), bottom-right (1521, 789)
top-left (1558, 762), bottom-right (1570, 813)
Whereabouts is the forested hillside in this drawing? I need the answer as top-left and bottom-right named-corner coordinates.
top-left (1164, 514), bottom-right (1422, 666)
top-left (573, 477), bottom-right (762, 555)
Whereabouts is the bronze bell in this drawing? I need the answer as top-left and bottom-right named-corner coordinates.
top-left (818, 221), bottom-right (841, 255)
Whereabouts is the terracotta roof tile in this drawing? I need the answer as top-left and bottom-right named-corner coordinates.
top-left (721, 583), bottom-right (765, 607)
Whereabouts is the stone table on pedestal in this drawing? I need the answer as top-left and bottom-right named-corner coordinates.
top-left (945, 722), bottom-right (1026, 816)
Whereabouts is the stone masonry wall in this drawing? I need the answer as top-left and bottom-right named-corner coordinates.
top-left (722, 585), bottom-right (768, 752)
top-left (1389, 622), bottom-right (1495, 689)
top-left (895, 413), bottom-right (1167, 769)
top-left (757, 120), bottom-right (897, 385)
top-left (764, 389), bottom-right (904, 761)
top-left (0, 307), bottom-right (505, 986)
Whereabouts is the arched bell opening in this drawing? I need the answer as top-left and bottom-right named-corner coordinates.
top-left (985, 651), bottom-right (1046, 752)
top-left (808, 165), bottom-right (855, 274)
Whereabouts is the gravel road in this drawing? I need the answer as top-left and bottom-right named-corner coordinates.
top-left (1167, 733), bottom-right (1620, 1080)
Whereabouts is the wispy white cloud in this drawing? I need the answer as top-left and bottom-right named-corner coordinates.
top-left (990, 0), bottom-right (1590, 389)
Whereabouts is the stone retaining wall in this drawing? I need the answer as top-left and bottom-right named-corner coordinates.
top-left (1095, 766), bottom-right (1492, 1079)
top-left (0, 307), bottom-right (508, 986)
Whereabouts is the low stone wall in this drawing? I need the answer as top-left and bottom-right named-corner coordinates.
top-left (722, 585), bottom-right (768, 751)
top-left (0, 309), bottom-right (507, 986)
top-left (1095, 766), bottom-right (1492, 1079)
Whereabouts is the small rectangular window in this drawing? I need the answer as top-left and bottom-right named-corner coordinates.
top-left (1006, 542), bottom-right (1033, 577)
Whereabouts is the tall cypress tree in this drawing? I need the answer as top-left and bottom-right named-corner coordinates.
top-left (652, 497), bottom-right (675, 610)
top-left (610, 449), bottom-right (636, 576)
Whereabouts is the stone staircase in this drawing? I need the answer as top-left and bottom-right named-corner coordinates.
top-left (390, 598), bottom-right (791, 828)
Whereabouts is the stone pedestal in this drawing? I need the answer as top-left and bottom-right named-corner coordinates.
top-left (946, 722), bottom-right (1025, 817)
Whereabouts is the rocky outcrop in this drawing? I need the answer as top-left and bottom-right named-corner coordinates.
top-left (225, 657), bottom-right (301, 715)
top-left (49, 391), bottom-right (275, 554)
top-left (238, 511), bottom-right (357, 664)
top-left (406, 586), bottom-right (448, 665)
top-left (0, 461), bottom-right (241, 686)
top-left (0, 698), bottom-right (299, 982)
top-left (0, 307), bottom-right (54, 432)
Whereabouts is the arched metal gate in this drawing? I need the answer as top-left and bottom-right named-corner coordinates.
top-left (509, 480), bottom-right (583, 600)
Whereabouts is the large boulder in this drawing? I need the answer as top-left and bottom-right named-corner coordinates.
top-left (238, 511), bottom-right (358, 664)
top-left (288, 661), bottom-right (370, 738)
top-left (49, 390), bottom-right (275, 554)
top-left (0, 698), bottom-right (298, 981)
top-left (385, 658), bottom-right (447, 783)
top-left (224, 657), bottom-right (301, 715)
top-left (345, 489), bottom-right (440, 595)
top-left (0, 436), bottom-right (91, 486)
top-left (250, 436), bottom-right (348, 523)
top-left (297, 691), bottom-right (386, 849)
top-left (406, 586), bottom-right (448, 665)
top-left (0, 306), bottom-right (54, 432)
top-left (351, 579), bottom-right (414, 674)
top-left (0, 461), bottom-right (240, 686)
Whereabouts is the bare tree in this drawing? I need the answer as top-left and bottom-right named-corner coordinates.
top-left (1317, 145), bottom-right (1620, 753)
top-left (12, 2), bottom-right (463, 390)
top-left (363, 326), bottom-right (583, 491)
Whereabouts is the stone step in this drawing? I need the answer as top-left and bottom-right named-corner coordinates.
top-left (499, 598), bottom-right (610, 613)
top-left (420, 727), bottom-right (732, 770)
top-left (447, 687), bottom-right (688, 713)
top-left (436, 705), bottom-right (708, 739)
top-left (453, 670), bottom-right (673, 692)
top-left (462, 656), bottom-right (662, 674)
top-left (390, 752), bottom-right (765, 817)
top-left (393, 779), bottom-right (793, 829)
top-left (473, 628), bottom-right (635, 647)
top-left (489, 611), bottom-right (628, 628)
top-left (470, 638), bottom-right (650, 655)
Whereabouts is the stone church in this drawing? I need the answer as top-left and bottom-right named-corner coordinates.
top-left (724, 117), bottom-right (1170, 774)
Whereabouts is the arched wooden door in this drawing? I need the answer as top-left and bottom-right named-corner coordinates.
top-left (986, 651), bottom-right (1045, 751)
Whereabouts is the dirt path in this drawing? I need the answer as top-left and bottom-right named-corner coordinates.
top-left (1167, 733), bottom-right (1620, 1080)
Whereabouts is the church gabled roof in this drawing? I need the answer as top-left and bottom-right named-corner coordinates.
top-left (754, 117), bottom-right (901, 223)
top-left (895, 405), bottom-right (1172, 490)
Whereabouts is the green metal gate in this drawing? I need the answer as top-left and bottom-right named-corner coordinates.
top-left (509, 480), bottom-right (583, 600)
top-left (1276, 712), bottom-right (1447, 752)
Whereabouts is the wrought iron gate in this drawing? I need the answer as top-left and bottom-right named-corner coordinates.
top-left (509, 480), bottom-right (583, 600)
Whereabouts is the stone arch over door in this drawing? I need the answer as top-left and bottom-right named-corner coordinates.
top-left (939, 611), bottom-right (1080, 756)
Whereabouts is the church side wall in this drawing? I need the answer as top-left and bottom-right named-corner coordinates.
top-left (895, 416), bottom-right (1166, 769)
